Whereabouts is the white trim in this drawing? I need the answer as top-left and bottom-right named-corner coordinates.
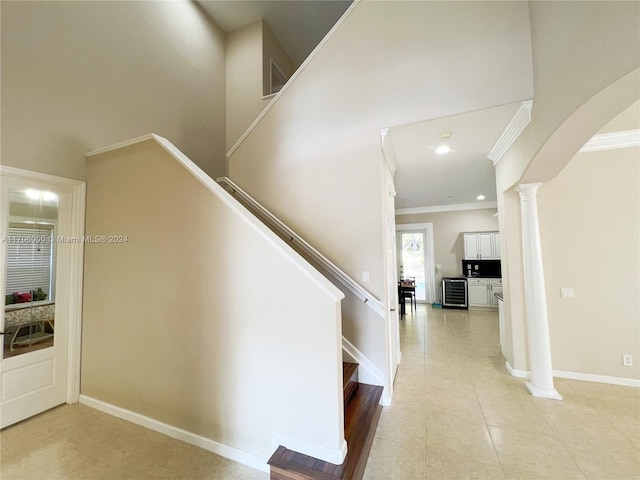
top-left (505, 362), bottom-right (640, 388)
top-left (66, 182), bottom-right (85, 404)
top-left (505, 361), bottom-right (531, 378)
top-left (380, 128), bottom-right (398, 175)
top-left (342, 336), bottom-right (385, 387)
top-left (395, 223), bottom-right (436, 304)
top-left (553, 370), bottom-right (640, 388)
top-left (84, 133), bottom-right (155, 158)
top-left (488, 100), bottom-right (533, 165)
top-left (79, 395), bottom-right (269, 473)
top-left (226, 0), bottom-right (361, 159)
top-left (579, 129), bottom-right (640, 152)
top-left (272, 433), bottom-right (347, 465)
top-left (0, 166), bottom-right (85, 405)
top-left (396, 202), bottom-right (497, 215)
top-left (85, 135), bottom-right (344, 304)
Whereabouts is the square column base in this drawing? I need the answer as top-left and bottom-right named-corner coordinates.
top-left (526, 381), bottom-right (563, 400)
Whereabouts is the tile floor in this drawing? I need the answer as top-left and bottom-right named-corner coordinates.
top-left (1, 305), bottom-right (638, 479)
top-left (362, 305), bottom-right (640, 480)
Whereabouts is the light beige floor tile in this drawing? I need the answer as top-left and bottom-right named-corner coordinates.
top-left (424, 452), bottom-right (506, 480)
top-left (363, 437), bottom-right (425, 480)
top-left (478, 395), bottom-right (555, 437)
top-left (41, 450), bottom-right (131, 480)
top-left (425, 415), bottom-right (500, 466)
top-left (488, 426), bottom-right (585, 479)
top-left (376, 404), bottom-right (426, 445)
top-left (502, 469), bottom-right (549, 480)
top-left (1, 439), bottom-right (82, 480)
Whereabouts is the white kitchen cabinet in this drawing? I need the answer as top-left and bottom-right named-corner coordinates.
top-left (464, 232), bottom-right (500, 260)
top-left (468, 278), bottom-right (501, 309)
top-left (489, 279), bottom-right (503, 308)
top-left (493, 232), bottom-right (501, 259)
top-left (468, 278), bottom-right (490, 307)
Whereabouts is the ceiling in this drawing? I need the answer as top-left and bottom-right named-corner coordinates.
top-left (198, 1), bottom-right (530, 212)
top-left (390, 103), bottom-right (523, 210)
top-left (197, 0), bottom-right (352, 65)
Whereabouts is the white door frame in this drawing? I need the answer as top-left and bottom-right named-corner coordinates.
top-left (395, 223), bottom-right (436, 304)
top-left (0, 166), bottom-right (85, 404)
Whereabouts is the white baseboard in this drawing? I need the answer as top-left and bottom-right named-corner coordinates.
top-left (79, 395), bottom-right (269, 473)
top-left (505, 361), bottom-right (531, 379)
top-left (553, 370), bottom-right (640, 388)
top-left (271, 433), bottom-right (347, 465)
top-left (504, 362), bottom-right (640, 388)
top-left (342, 337), bottom-right (384, 387)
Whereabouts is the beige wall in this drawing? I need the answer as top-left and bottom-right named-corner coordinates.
top-left (494, 1), bottom-right (639, 372)
top-left (396, 209), bottom-right (499, 284)
top-left (538, 146), bottom-right (639, 380)
top-left (226, 21), bottom-right (271, 152)
top-left (82, 139), bottom-right (345, 463)
top-left (226, 20), bottom-right (294, 152)
top-left (1, 1), bottom-right (226, 180)
top-left (262, 21), bottom-right (295, 96)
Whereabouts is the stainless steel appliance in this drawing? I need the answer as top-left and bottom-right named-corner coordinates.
top-left (442, 277), bottom-right (468, 309)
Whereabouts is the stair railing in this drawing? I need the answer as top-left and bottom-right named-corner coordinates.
top-left (216, 177), bottom-right (385, 319)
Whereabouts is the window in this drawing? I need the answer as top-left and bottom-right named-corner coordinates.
top-left (5, 225), bottom-right (55, 300)
top-left (270, 59), bottom-right (288, 95)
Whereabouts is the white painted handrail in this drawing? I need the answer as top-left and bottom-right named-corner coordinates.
top-left (217, 177), bottom-right (385, 318)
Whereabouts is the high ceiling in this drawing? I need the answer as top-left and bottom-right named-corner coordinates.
top-left (197, 0), bottom-right (352, 65)
top-left (198, 1), bottom-right (530, 212)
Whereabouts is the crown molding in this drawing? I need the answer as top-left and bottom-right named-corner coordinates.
top-left (487, 100), bottom-right (533, 166)
top-left (579, 129), bottom-right (640, 152)
top-left (396, 201), bottom-right (497, 215)
top-left (380, 128), bottom-right (398, 175)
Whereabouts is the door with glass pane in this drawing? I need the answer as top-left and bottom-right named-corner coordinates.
top-left (0, 177), bottom-right (73, 428)
top-left (397, 231), bottom-right (427, 302)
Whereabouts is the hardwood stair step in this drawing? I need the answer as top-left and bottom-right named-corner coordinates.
top-left (268, 383), bottom-right (383, 480)
top-left (342, 362), bottom-right (359, 408)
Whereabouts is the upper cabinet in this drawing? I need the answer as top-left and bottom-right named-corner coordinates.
top-left (464, 232), bottom-right (501, 260)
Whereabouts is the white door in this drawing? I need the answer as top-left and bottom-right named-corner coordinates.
top-left (386, 215), bottom-right (400, 379)
top-left (0, 175), bottom-right (78, 428)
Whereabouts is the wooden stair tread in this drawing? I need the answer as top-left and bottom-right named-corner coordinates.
top-left (269, 383), bottom-right (383, 480)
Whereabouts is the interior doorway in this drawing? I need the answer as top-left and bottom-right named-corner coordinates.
top-left (0, 166), bottom-right (85, 429)
top-left (396, 223), bottom-right (436, 304)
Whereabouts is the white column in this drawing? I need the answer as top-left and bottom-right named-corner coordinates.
top-left (517, 183), bottom-right (562, 400)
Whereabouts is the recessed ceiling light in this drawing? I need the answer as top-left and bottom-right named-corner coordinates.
top-left (477, 195), bottom-right (485, 200)
top-left (435, 131), bottom-right (452, 155)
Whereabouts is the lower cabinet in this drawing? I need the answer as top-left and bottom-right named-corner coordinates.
top-left (468, 278), bottom-right (502, 308)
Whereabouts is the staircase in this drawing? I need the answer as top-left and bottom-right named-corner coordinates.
top-left (215, 177), bottom-right (385, 478)
top-left (268, 362), bottom-right (383, 480)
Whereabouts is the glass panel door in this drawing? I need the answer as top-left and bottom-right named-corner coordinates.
top-left (399, 232), bottom-right (426, 301)
top-left (3, 189), bottom-right (59, 358)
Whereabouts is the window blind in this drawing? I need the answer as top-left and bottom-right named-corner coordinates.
top-left (5, 226), bottom-right (54, 297)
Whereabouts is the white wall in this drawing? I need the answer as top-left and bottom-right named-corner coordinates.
top-left (82, 138), bottom-right (345, 465)
top-left (538, 145), bottom-right (639, 381)
top-left (1, 1), bottom-right (226, 180)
